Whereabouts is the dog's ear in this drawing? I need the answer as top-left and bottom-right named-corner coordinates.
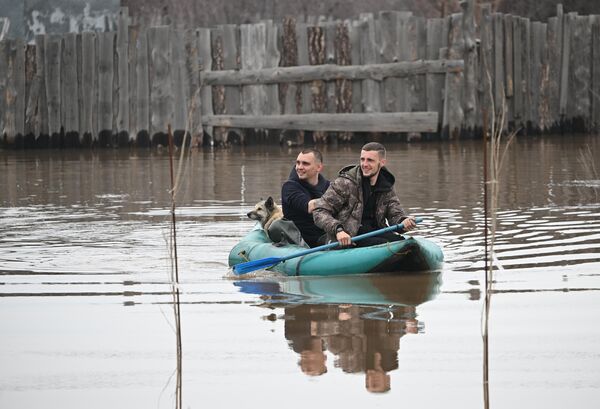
top-left (265, 196), bottom-right (274, 210)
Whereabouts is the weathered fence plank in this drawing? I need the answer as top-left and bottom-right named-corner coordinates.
top-left (81, 32), bottom-right (95, 145)
top-left (241, 23), bottom-right (267, 117)
top-left (213, 24), bottom-right (241, 144)
top-left (335, 20), bottom-right (353, 142)
top-left (0, 40), bottom-right (7, 141)
top-left (530, 22), bottom-right (547, 131)
top-left (559, 12), bottom-right (574, 117)
top-left (445, 13), bottom-right (464, 138)
top-left (62, 33), bottom-right (79, 145)
top-left (202, 112), bottom-right (438, 132)
top-left (34, 35), bottom-right (48, 141)
top-left (503, 14), bottom-right (514, 124)
top-left (426, 18), bottom-right (446, 129)
top-left (512, 16), bottom-right (523, 127)
top-left (45, 34), bottom-right (62, 145)
top-left (171, 28), bottom-right (187, 139)
top-left (521, 17), bottom-right (532, 128)
top-left (296, 22), bottom-right (312, 114)
top-left (592, 17), bottom-right (600, 131)
top-left (359, 13), bottom-right (381, 113)
top-left (543, 17), bottom-right (560, 130)
top-left (349, 20), bottom-right (363, 113)
top-left (569, 15), bottom-right (591, 130)
top-left (479, 4), bottom-right (493, 125)
top-left (98, 32), bottom-right (115, 146)
top-left (24, 43), bottom-right (38, 144)
top-left (116, 7), bottom-right (130, 145)
top-left (380, 11), bottom-right (402, 113)
top-left (264, 20), bottom-right (281, 116)
top-left (128, 25), bottom-right (138, 143)
top-left (136, 28), bottom-right (150, 145)
top-left (462, 0), bottom-right (477, 132)
top-left (493, 13), bottom-right (505, 121)
top-left (197, 27), bottom-right (213, 145)
top-left (201, 60), bottom-right (463, 85)
top-left (148, 26), bottom-right (171, 145)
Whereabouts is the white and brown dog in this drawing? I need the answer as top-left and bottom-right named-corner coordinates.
top-left (247, 196), bottom-right (306, 247)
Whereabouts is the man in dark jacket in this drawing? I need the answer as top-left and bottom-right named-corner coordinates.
top-left (282, 149), bottom-right (330, 247)
top-left (313, 142), bottom-right (416, 248)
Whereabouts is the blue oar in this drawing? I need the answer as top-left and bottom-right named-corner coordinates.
top-left (232, 217), bottom-right (422, 275)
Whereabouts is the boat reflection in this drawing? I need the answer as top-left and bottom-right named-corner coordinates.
top-left (235, 272), bottom-right (441, 393)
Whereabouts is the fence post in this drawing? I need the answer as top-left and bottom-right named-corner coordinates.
top-left (97, 31), bottom-right (116, 146)
top-left (45, 34), bottom-right (62, 146)
top-left (197, 27), bottom-right (213, 146)
top-left (461, 0), bottom-right (477, 134)
top-left (116, 7), bottom-right (130, 145)
top-left (62, 33), bottom-right (79, 146)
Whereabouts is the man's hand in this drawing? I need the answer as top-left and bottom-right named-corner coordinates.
top-left (307, 199), bottom-right (317, 214)
top-left (402, 217), bottom-right (417, 231)
top-left (336, 230), bottom-right (352, 247)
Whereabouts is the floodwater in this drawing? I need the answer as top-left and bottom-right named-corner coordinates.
top-left (1, 135), bottom-right (599, 409)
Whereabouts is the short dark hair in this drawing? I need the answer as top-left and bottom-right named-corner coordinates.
top-left (300, 148), bottom-right (323, 163)
top-left (361, 142), bottom-right (386, 158)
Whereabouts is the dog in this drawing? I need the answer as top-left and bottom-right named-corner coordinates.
top-left (247, 196), bottom-right (307, 247)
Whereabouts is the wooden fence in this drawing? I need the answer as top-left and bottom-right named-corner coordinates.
top-left (0, 2), bottom-right (599, 148)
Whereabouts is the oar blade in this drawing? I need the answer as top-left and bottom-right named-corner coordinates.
top-left (232, 256), bottom-right (282, 275)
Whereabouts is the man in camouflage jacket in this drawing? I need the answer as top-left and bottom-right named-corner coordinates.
top-left (313, 142), bottom-right (416, 247)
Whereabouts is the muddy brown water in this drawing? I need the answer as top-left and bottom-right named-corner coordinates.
top-left (1, 135), bottom-right (599, 408)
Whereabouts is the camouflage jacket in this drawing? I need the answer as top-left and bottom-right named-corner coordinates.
top-left (313, 165), bottom-right (408, 242)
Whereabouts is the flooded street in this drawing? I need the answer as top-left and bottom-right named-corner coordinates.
top-left (1, 135), bottom-right (599, 408)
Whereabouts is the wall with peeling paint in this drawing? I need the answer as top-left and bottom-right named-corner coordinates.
top-left (0, 0), bottom-right (119, 42)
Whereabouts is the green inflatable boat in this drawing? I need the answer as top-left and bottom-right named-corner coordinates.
top-left (228, 224), bottom-right (444, 276)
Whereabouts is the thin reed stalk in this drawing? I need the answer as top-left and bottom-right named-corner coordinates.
top-left (167, 124), bottom-right (183, 409)
top-left (481, 34), bottom-right (517, 409)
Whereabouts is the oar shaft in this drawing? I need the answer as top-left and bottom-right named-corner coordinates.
top-left (280, 217), bottom-right (422, 262)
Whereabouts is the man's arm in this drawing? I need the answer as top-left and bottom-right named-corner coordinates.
top-left (382, 190), bottom-right (416, 230)
top-left (282, 181), bottom-right (312, 215)
top-left (312, 178), bottom-right (350, 235)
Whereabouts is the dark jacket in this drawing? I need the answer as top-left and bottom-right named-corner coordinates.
top-left (313, 165), bottom-right (407, 242)
top-left (282, 167), bottom-right (330, 247)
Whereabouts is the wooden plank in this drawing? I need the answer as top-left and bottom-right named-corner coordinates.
top-left (493, 13), bottom-right (505, 121)
top-left (264, 20), bottom-right (281, 116)
top-left (147, 26), bottom-right (171, 145)
top-left (34, 35), bottom-right (48, 141)
top-left (359, 14), bottom-right (381, 113)
top-left (323, 21), bottom-right (337, 116)
top-left (116, 7), bottom-right (129, 145)
top-left (308, 23), bottom-right (327, 142)
top-left (241, 23), bottom-right (267, 117)
top-left (461, 0), bottom-right (477, 132)
top-left (396, 12), bottom-right (413, 112)
top-left (379, 11), bottom-right (402, 113)
top-left (62, 33), bottom-right (79, 145)
top-left (503, 14), bottom-right (514, 125)
top-left (45, 34), bottom-right (62, 144)
top-left (413, 16), bottom-right (428, 112)
top-left (197, 27), bottom-right (213, 145)
top-left (97, 32), bottom-right (115, 146)
top-left (426, 18), bottom-right (445, 128)
top-left (512, 16), bottom-right (523, 126)
top-left (335, 20), bottom-right (352, 142)
top-left (128, 25), bottom-right (139, 143)
top-left (592, 17), bottom-right (600, 131)
top-left (521, 18), bottom-right (532, 128)
top-left (296, 22), bottom-right (312, 114)
top-left (568, 16), bottom-right (591, 130)
top-left (445, 12), bottom-right (464, 138)
top-left (136, 28), bottom-right (150, 145)
top-left (81, 32), bottom-right (95, 145)
top-left (3, 39), bottom-right (17, 145)
top-left (349, 20), bottom-right (363, 113)
top-left (559, 12), bottom-right (575, 117)
top-left (544, 17), bottom-right (560, 130)
top-left (0, 40), bottom-right (7, 142)
top-left (530, 22), bottom-right (547, 131)
top-left (202, 112), bottom-right (438, 132)
top-left (211, 24), bottom-right (241, 144)
top-left (184, 28), bottom-right (201, 147)
top-left (170, 28), bottom-right (187, 138)
top-left (24, 43), bottom-right (38, 144)
top-left (478, 5), bottom-right (493, 128)
top-left (201, 60), bottom-right (463, 85)
top-left (281, 17), bottom-right (299, 116)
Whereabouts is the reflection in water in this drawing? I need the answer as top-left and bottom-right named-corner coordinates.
top-left (236, 273), bottom-right (441, 393)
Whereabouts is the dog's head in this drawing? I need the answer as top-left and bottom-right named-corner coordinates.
top-left (247, 196), bottom-right (278, 225)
